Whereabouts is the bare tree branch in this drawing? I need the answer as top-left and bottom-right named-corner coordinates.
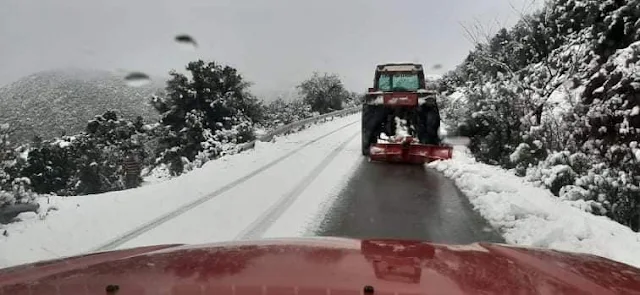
top-left (459, 21), bottom-right (481, 46)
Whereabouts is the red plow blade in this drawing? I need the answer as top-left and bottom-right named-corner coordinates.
top-left (369, 138), bottom-right (452, 164)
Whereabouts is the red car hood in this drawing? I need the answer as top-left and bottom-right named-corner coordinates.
top-left (1, 237), bottom-right (639, 295)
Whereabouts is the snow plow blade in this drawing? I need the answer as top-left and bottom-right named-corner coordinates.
top-left (369, 142), bottom-right (452, 164)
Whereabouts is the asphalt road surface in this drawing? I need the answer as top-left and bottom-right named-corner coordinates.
top-left (316, 159), bottom-right (504, 244)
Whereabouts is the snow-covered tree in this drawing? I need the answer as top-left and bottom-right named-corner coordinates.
top-left (297, 73), bottom-right (350, 114)
top-left (262, 98), bottom-right (314, 128)
top-left (439, 0), bottom-right (640, 230)
top-left (153, 60), bottom-right (262, 175)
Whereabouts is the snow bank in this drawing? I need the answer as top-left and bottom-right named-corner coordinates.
top-left (429, 147), bottom-right (640, 268)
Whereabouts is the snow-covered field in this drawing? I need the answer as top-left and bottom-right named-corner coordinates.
top-left (430, 147), bottom-right (640, 268)
top-left (0, 114), bottom-right (362, 268)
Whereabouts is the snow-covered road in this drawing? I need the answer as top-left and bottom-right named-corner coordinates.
top-left (111, 120), bottom-right (360, 249)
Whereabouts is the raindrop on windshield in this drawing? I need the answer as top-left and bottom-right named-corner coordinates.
top-left (175, 34), bottom-right (198, 50)
top-left (124, 72), bottom-right (151, 87)
top-left (432, 64), bottom-right (443, 70)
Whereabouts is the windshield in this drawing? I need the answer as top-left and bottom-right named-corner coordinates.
top-left (1, 0), bottom-right (640, 291)
top-left (378, 73), bottom-right (420, 91)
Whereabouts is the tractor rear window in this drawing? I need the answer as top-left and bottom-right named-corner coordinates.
top-left (378, 74), bottom-right (420, 91)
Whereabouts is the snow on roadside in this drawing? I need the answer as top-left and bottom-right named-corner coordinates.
top-left (0, 114), bottom-right (360, 269)
top-left (428, 147), bottom-right (640, 268)
top-left (141, 164), bottom-right (172, 185)
top-left (262, 135), bottom-right (362, 238)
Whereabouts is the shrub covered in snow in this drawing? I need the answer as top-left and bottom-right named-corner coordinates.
top-left (152, 60), bottom-right (264, 175)
top-left (261, 98), bottom-right (315, 129)
top-left (527, 152), bottom-right (579, 196)
top-left (0, 124), bottom-right (38, 207)
top-left (440, 0), bottom-right (640, 230)
top-left (0, 124), bottom-right (37, 208)
top-left (21, 111), bottom-right (147, 195)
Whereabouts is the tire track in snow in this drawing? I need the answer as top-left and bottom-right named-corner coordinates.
top-left (235, 131), bottom-right (359, 240)
top-left (93, 120), bottom-right (358, 252)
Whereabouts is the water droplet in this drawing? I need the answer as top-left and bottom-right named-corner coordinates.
top-left (175, 34), bottom-right (198, 50)
top-left (432, 64), bottom-right (443, 70)
top-left (124, 72), bottom-right (151, 87)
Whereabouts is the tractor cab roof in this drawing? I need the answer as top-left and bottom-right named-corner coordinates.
top-left (376, 63), bottom-right (424, 73)
top-left (372, 63), bottom-right (426, 91)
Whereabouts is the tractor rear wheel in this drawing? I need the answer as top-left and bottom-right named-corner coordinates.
top-left (417, 106), bottom-right (441, 145)
top-left (361, 105), bottom-right (386, 155)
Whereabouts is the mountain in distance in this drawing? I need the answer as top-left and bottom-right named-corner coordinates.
top-left (0, 68), bottom-right (164, 144)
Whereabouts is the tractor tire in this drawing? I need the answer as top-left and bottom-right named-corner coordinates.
top-left (361, 105), bottom-right (385, 156)
top-left (417, 105), bottom-right (441, 145)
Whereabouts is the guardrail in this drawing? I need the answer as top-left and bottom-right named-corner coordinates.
top-left (237, 106), bottom-right (361, 152)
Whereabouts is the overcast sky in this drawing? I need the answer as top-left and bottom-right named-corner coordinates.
top-left (0, 0), bottom-right (540, 98)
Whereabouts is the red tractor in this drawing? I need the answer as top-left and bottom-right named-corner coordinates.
top-left (362, 63), bottom-right (452, 163)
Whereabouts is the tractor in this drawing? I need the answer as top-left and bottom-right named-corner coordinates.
top-left (362, 63), bottom-right (452, 163)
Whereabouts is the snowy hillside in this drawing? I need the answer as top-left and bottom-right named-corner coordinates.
top-left (439, 0), bottom-right (640, 231)
top-left (0, 69), bottom-right (162, 143)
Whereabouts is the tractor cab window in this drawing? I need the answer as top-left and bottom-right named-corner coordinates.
top-left (378, 73), bottom-right (420, 91)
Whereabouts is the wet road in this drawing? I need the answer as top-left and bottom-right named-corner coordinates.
top-left (316, 159), bottom-right (504, 244)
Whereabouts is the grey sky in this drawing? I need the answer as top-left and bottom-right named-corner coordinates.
top-left (0, 0), bottom-right (540, 98)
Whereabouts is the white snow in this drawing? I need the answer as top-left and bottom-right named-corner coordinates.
top-left (394, 117), bottom-right (410, 137)
top-left (261, 137), bottom-right (361, 238)
top-left (632, 141), bottom-right (640, 161)
top-left (141, 165), bottom-right (172, 185)
top-left (369, 95), bottom-right (384, 105)
top-left (510, 143), bottom-right (531, 163)
top-left (429, 147), bottom-right (640, 268)
top-left (447, 90), bottom-right (467, 103)
top-left (546, 85), bottom-right (583, 120)
top-left (619, 118), bottom-right (630, 134)
top-left (0, 114), bottom-right (361, 268)
top-left (53, 139), bottom-right (72, 148)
